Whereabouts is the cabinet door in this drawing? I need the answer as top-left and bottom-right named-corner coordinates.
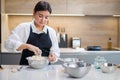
top-left (67, 0), bottom-right (85, 14)
top-left (67, 0), bottom-right (120, 15)
top-left (5, 0), bottom-right (40, 13)
top-left (5, 0), bottom-right (67, 14)
top-left (1, 53), bottom-right (21, 65)
top-left (47, 0), bottom-right (67, 14)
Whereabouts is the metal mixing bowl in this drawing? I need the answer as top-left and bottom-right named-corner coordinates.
top-left (58, 58), bottom-right (84, 64)
top-left (62, 62), bottom-right (91, 78)
top-left (100, 63), bottom-right (117, 73)
top-left (26, 56), bottom-right (49, 69)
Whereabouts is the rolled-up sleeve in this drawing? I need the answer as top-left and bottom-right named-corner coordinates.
top-left (4, 24), bottom-right (28, 52)
top-left (5, 32), bottom-right (23, 52)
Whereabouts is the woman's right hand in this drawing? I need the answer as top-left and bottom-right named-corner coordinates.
top-left (17, 43), bottom-right (42, 55)
top-left (26, 44), bottom-right (42, 55)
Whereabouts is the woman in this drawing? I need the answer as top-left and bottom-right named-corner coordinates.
top-left (5, 1), bottom-right (60, 65)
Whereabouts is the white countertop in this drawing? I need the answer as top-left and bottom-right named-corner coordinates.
top-left (2, 47), bottom-right (120, 54)
top-left (60, 48), bottom-right (86, 53)
top-left (0, 65), bottom-right (120, 80)
top-left (60, 48), bottom-right (120, 55)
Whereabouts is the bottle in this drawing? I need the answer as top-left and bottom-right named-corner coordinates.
top-left (107, 38), bottom-right (112, 50)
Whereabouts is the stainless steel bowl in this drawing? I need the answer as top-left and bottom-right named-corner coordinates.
top-left (58, 58), bottom-right (84, 63)
top-left (100, 63), bottom-right (117, 73)
top-left (26, 56), bottom-right (49, 69)
top-left (63, 62), bottom-right (91, 78)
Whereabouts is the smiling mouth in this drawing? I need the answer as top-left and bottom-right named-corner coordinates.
top-left (39, 22), bottom-right (44, 24)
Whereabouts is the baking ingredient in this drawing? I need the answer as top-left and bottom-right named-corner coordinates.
top-left (30, 55), bottom-right (46, 60)
top-left (107, 38), bottom-right (112, 50)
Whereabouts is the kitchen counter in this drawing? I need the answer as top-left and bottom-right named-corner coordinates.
top-left (0, 65), bottom-right (120, 80)
top-left (60, 48), bottom-right (86, 53)
top-left (1, 47), bottom-right (120, 54)
top-left (1, 48), bottom-right (120, 65)
top-left (60, 48), bottom-right (120, 54)
top-left (59, 48), bottom-right (120, 64)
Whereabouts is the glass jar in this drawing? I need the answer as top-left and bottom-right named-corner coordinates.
top-left (94, 56), bottom-right (107, 69)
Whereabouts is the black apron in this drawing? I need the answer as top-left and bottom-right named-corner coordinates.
top-left (20, 25), bottom-right (52, 65)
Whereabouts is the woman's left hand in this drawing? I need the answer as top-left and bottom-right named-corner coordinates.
top-left (48, 53), bottom-right (56, 62)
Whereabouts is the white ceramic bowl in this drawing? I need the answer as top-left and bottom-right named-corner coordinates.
top-left (100, 63), bottom-right (117, 73)
top-left (63, 62), bottom-right (91, 78)
top-left (26, 56), bottom-right (49, 69)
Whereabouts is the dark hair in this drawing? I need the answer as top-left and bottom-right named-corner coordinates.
top-left (34, 1), bottom-right (52, 14)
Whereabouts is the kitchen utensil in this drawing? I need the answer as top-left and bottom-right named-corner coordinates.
top-left (72, 37), bottom-right (81, 49)
top-left (87, 46), bottom-right (101, 51)
top-left (26, 56), bottom-right (49, 69)
top-left (100, 63), bottom-right (117, 73)
top-left (62, 62), bottom-right (91, 78)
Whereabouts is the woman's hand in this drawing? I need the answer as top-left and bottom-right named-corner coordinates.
top-left (26, 44), bottom-right (42, 55)
top-left (17, 43), bottom-right (42, 55)
top-left (48, 53), bottom-right (56, 62)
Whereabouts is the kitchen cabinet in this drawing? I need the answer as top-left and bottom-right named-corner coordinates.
top-left (5, 0), bottom-right (67, 14)
top-left (1, 53), bottom-right (21, 65)
top-left (5, 0), bottom-right (40, 13)
top-left (46, 0), bottom-right (67, 14)
top-left (67, 0), bottom-right (120, 15)
top-left (5, 0), bottom-right (120, 15)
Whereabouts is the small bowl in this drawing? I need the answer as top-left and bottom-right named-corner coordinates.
top-left (100, 63), bottom-right (117, 73)
top-left (62, 62), bottom-right (91, 78)
top-left (26, 56), bottom-right (49, 69)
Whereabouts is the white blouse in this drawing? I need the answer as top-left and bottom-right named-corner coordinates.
top-left (5, 20), bottom-right (60, 57)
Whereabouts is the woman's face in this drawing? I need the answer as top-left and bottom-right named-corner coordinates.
top-left (33, 11), bottom-right (50, 27)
